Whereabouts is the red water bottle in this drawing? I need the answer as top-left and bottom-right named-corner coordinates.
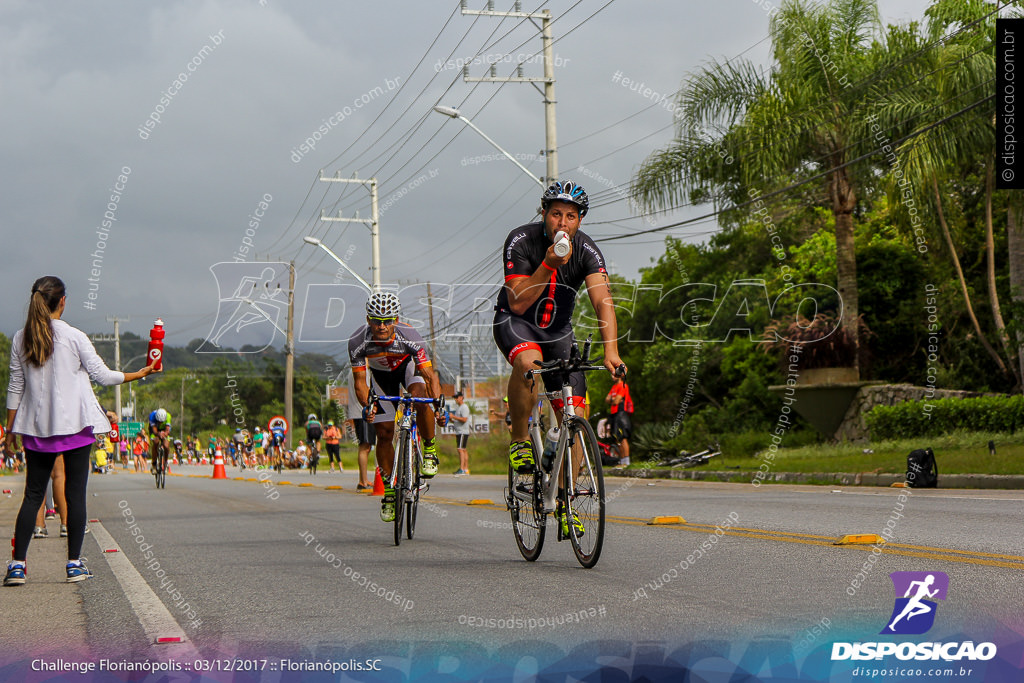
top-left (147, 318), bottom-right (165, 371)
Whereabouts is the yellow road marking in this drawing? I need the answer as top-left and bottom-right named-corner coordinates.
top-left (201, 476), bottom-right (1024, 570)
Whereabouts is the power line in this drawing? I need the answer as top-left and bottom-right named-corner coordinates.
top-left (595, 92), bottom-right (995, 242)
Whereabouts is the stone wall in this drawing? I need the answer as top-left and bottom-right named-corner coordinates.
top-left (834, 384), bottom-right (986, 442)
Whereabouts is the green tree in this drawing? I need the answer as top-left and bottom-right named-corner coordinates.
top-left (871, 0), bottom-right (1012, 381)
top-left (633, 0), bottom-right (917, 379)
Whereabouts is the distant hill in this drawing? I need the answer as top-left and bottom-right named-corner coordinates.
top-left (88, 334), bottom-right (344, 378)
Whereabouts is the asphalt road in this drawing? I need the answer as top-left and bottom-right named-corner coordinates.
top-left (1, 464), bottom-right (1022, 679)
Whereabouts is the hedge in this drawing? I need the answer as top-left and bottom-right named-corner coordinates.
top-left (865, 395), bottom-right (1024, 440)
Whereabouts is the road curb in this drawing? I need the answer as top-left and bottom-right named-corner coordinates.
top-left (605, 468), bottom-right (1024, 489)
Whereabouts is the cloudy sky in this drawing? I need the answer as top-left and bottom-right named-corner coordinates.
top-left (1, 0), bottom-right (935, 368)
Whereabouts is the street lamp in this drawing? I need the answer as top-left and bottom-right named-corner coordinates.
top-left (303, 236), bottom-right (374, 292)
top-left (432, 106), bottom-right (546, 188)
top-left (122, 352), bottom-right (149, 421)
top-left (180, 374), bottom-right (199, 444)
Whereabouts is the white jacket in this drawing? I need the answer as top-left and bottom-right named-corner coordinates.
top-left (7, 319), bottom-right (124, 438)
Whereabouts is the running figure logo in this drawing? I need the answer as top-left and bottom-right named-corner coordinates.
top-left (197, 262), bottom-right (290, 353)
top-left (881, 571), bottom-right (949, 635)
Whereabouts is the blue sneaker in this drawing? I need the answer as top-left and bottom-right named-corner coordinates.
top-left (66, 560), bottom-right (93, 583)
top-left (4, 562), bottom-right (26, 586)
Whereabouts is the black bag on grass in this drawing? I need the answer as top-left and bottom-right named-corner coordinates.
top-left (906, 448), bottom-right (938, 488)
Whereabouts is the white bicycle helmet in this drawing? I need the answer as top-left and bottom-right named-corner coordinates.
top-left (155, 408), bottom-right (168, 423)
top-left (365, 290), bottom-right (401, 318)
top-left (308, 413), bottom-right (317, 421)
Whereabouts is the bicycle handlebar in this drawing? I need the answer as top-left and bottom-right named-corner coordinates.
top-left (523, 361), bottom-right (625, 382)
top-left (365, 390), bottom-right (445, 414)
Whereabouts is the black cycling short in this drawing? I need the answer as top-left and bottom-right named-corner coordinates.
top-left (612, 411), bottom-right (632, 441)
top-left (493, 310), bottom-right (586, 407)
top-left (368, 356), bottom-right (426, 424)
top-left (352, 418), bottom-right (377, 446)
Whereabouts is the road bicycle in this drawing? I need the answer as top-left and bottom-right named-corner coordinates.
top-left (152, 440), bottom-right (168, 489)
top-left (368, 390), bottom-right (444, 546)
top-left (507, 336), bottom-right (619, 568)
top-left (308, 439), bottom-right (320, 475)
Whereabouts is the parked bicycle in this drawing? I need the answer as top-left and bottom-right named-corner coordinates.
top-left (506, 336), bottom-right (621, 568)
top-left (664, 443), bottom-right (721, 468)
top-left (367, 390), bottom-right (445, 546)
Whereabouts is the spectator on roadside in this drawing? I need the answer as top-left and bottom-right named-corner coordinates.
top-left (450, 392), bottom-right (471, 475)
top-left (94, 433), bottom-right (111, 473)
top-left (348, 372), bottom-right (376, 490)
top-left (4, 276), bottom-right (157, 586)
top-left (605, 375), bottom-right (633, 467)
top-left (489, 396), bottom-right (511, 432)
top-left (294, 442), bottom-right (309, 468)
top-left (323, 421), bottom-right (342, 473)
top-left (132, 433), bottom-right (148, 472)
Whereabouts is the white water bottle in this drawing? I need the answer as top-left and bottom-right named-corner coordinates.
top-left (553, 231), bottom-right (571, 257)
top-left (542, 426), bottom-right (559, 471)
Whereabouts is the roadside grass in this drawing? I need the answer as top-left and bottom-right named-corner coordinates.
top-left (627, 431), bottom-right (1024, 476)
top-left (336, 429), bottom-right (514, 476)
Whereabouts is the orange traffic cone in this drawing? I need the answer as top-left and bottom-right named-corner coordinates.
top-left (371, 467), bottom-right (386, 496)
top-left (212, 448), bottom-right (228, 479)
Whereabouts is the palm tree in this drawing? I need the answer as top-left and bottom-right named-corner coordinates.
top-left (874, 0), bottom-right (1013, 380)
top-left (633, 0), bottom-right (914, 380)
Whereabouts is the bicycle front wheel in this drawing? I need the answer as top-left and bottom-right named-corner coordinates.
top-left (406, 441), bottom-right (420, 540)
top-left (563, 418), bottom-right (605, 568)
top-left (508, 463), bottom-right (545, 562)
top-left (393, 436), bottom-right (408, 547)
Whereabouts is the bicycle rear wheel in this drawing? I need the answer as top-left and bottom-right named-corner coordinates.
top-left (507, 461), bottom-right (545, 561)
top-left (563, 418), bottom-right (605, 568)
top-left (393, 436), bottom-right (408, 546)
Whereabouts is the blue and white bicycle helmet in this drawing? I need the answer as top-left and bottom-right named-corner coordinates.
top-left (541, 180), bottom-right (589, 218)
top-left (365, 290), bottom-right (402, 318)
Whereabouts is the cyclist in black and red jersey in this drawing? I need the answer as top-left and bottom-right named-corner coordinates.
top-left (493, 180), bottom-right (626, 535)
top-left (349, 291), bottom-right (445, 523)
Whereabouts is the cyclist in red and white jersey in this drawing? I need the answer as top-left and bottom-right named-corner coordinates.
top-left (349, 291), bottom-right (444, 523)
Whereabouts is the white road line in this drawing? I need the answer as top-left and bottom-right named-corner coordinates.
top-left (89, 522), bottom-right (200, 658)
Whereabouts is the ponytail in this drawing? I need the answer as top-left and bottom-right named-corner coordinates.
top-left (22, 276), bottom-right (65, 367)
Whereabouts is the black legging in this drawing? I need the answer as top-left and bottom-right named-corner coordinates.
top-left (14, 444), bottom-right (91, 562)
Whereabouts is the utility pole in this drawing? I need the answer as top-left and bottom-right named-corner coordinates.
top-left (469, 337), bottom-right (477, 398)
top-left (426, 282), bottom-right (438, 363)
top-left (458, 341), bottom-right (465, 393)
top-left (319, 172), bottom-right (381, 288)
top-left (106, 316), bottom-right (128, 421)
top-left (460, 1), bottom-right (558, 185)
top-left (285, 261), bottom-right (295, 448)
top-left (179, 373), bottom-right (196, 444)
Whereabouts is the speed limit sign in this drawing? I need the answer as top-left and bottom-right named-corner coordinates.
top-left (268, 415), bottom-right (289, 433)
